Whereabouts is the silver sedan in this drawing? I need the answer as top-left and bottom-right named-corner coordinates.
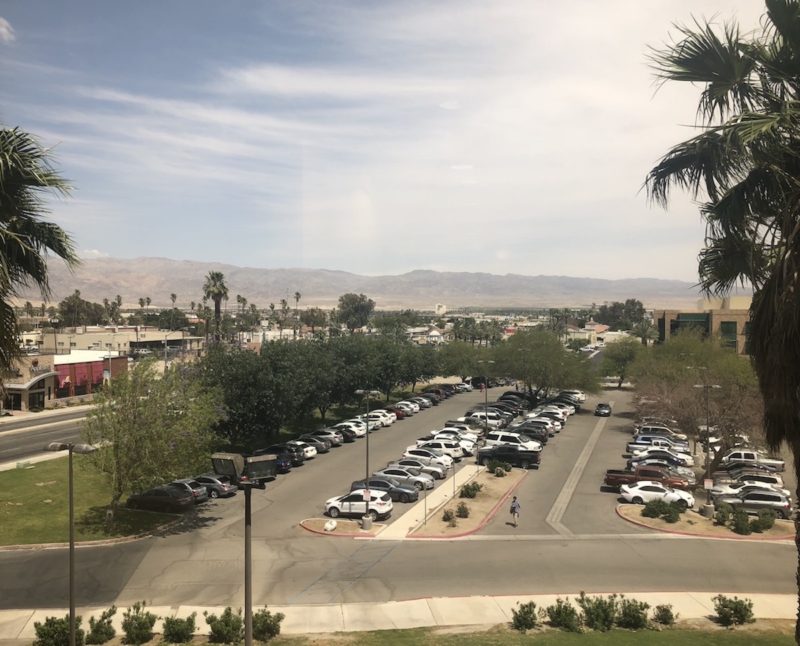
top-left (386, 458), bottom-right (446, 480)
top-left (374, 467), bottom-right (434, 490)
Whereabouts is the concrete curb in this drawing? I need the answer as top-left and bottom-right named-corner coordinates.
top-left (410, 469), bottom-right (529, 539)
top-left (298, 518), bottom-right (386, 538)
top-left (614, 504), bottom-right (795, 542)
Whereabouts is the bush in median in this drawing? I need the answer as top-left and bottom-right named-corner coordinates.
top-left (205, 607), bottom-right (243, 644)
top-left (34, 615), bottom-right (84, 646)
top-left (652, 604), bottom-right (677, 627)
top-left (86, 606), bottom-right (116, 645)
top-left (162, 613), bottom-right (196, 644)
top-left (121, 602), bottom-right (157, 645)
top-left (511, 601), bottom-right (539, 632)
top-left (576, 592), bottom-right (617, 632)
top-left (712, 594), bottom-right (755, 626)
top-left (252, 607), bottom-right (285, 642)
top-left (545, 597), bottom-right (581, 632)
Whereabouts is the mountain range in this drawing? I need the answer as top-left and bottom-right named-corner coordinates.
top-left (25, 257), bottom-right (710, 310)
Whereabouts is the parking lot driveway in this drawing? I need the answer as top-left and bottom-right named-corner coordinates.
top-left (559, 388), bottom-right (652, 535)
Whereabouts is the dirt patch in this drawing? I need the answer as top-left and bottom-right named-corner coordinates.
top-left (617, 504), bottom-right (794, 539)
top-left (300, 517), bottom-right (385, 537)
top-left (410, 468), bottom-right (526, 537)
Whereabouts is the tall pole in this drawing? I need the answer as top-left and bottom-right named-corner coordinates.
top-left (705, 384), bottom-right (711, 506)
top-left (365, 394), bottom-right (370, 519)
top-left (68, 446), bottom-right (75, 646)
top-left (244, 484), bottom-right (252, 646)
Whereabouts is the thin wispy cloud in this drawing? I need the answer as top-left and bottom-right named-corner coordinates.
top-left (0, 17), bottom-right (15, 44)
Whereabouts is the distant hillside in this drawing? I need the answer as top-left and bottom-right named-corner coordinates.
top-left (26, 257), bottom-right (710, 310)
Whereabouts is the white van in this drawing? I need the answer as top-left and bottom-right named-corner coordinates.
top-left (484, 431), bottom-right (541, 452)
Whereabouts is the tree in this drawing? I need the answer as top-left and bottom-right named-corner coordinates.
top-left (600, 337), bottom-right (641, 388)
top-left (0, 127), bottom-right (78, 372)
top-left (203, 271), bottom-right (228, 342)
top-left (83, 361), bottom-right (222, 512)
top-left (299, 307), bottom-right (327, 334)
top-left (595, 299), bottom-right (645, 331)
top-left (438, 340), bottom-right (480, 381)
top-left (337, 293), bottom-right (375, 334)
top-left (646, 6), bottom-right (800, 635)
top-left (630, 320), bottom-right (658, 346)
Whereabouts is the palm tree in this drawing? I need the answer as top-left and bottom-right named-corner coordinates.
top-left (630, 320), bottom-right (657, 346)
top-left (170, 293), bottom-right (177, 330)
top-left (0, 127), bottom-right (78, 371)
top-left (646, 3), bottom-right (800, 638)
top-left (294, 291), bottom-right (301, 339)
top-left (202, 271), bottom-right (228, 342)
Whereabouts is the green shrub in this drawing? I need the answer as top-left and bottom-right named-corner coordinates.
top-left (442, 508), bottom-right (455, 522)
top-left (460, 482), bottom-right (483, 498)
top-left (576, 592), bottom-right (616, 632)
top-left (205, 607), bottom-right (244, 644)
top-left (642, 499), bottom-right (670, 518)
top-left (652, 604), bottom-right (677, 626)
top-left (616, 596), bottom-right (650, 630)
top-left (494, 466), bottom-right (506, 477)
top-left (34, 615), bottom-right (84, 646)
top-left (712, 595), bottom-right (755, 626)
top-left (511, 601), bottom-right (539, 632)
top-left (731, 509), bottom-right (751, 535)
top-left (546, 597), bottom-right (581, 632)
top-left (486, 459), bottom-right (504, 473)
top-left (162, 613), bottom-right (196, 644)
top-left (456, 502), bottom-right (470, 518)
top-left (448, 515), bottom-right (458, 527)
top-left (714, 502), bottom-right (733, 526)
top-left (252, 607), bottom-right (284, 642)
top-left (502, 462), bottom-right (512, 472)
top-left (757, 508), bottom-right (777, 531)
top-left (86, 606), bottom-right (116, 644)
top-left (749, 518), bottom-right (763, 533)
top-left (121, 602), bottom-right (157, 645)
top-left (662, 505), bottom-right (681, 524)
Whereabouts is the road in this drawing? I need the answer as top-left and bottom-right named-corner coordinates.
top-left (0, 410), bottom-right (88, 463)
top-left (0, 387), bottom-right (793, 610)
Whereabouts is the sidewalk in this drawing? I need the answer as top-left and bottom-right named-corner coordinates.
top-left (375, 464), bottom-right (484, 540)
top-left (0, 592), bottom-right (794, 640)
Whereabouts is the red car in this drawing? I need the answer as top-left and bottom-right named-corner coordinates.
top-left (385, 406), bottom-right (407, 420)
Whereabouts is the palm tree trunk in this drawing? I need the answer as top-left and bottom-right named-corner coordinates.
top-left (794, 439), bottom-right (800, 645)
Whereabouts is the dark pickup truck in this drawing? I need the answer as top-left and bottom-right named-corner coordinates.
top-left (603, 465), bottom-right (690, 491)
top-left (476, 444), bottom-right (541, 469)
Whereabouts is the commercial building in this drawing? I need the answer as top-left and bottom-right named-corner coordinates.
top-left (654, 299), bottom-right (751, 355)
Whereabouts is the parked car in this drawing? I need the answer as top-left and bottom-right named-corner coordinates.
top-left (384, 406), bottom-right (407, 420)
top-left (170, 478), bottom-right (210, 504)
top-left (484, 431), bottom-right (542, 452)
top-left (251, 448), bottom-right (291, 474)
top-left (410, 396), bottom-right (433, 408)
top-left (633, 425), bottom-right (688, 442)
top-left (626, 435), bottom-right (690, 455)
top-left (713, 469), bottom-right (785, 489)
top-left (325, 490), bottom-right (393, 520)
top-left (715, 489), bottom-right (793, 519)
top-left (334, 422), bottom-right (366, 438)
top-left (720, 449), bottom-right (785, 472)
top-left (194, 473), bottom-right (238, 499)
top-left (305, 428), bottom-right (344, 447)
top-left (127, 486), bottom-right (194, 513)
top-left (374, 467), bottom-right (435, 490)
top-left (260, 443), bottom-right (305, 467)
top-left (350, 477), bottom-right (418, 503)
top-left (619, 481), bottom-right (695, 510)
top-left (560, 389), bottom-right (586, 403)
top-left (629, 458), bottom-right (696, 484)
top-left (387, 458), bottom-right (446, 480)
top-left (604, 466), bottom-right (690, 491)
top-left (710, 480), bottom-right (791, 500)
top-left (403, 446), bottom-right (453, 469)
top-left (467, 411), bottom-right (504, 429)
top-left (476, 444), bottom-right (541, 469)
top-left (336, 426), bottom-right (358, 443)
top-left (286, 440), bottom-right (317, 460)
top-left (415, 440), bottom-right (465, 461)
top-left (298, 434), bottom-right (332, 453)
top-left (594, 403), bottom-right (612, 417)
top-left (629, 446), bottom-right (694, 467)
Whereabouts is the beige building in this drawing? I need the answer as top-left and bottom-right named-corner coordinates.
top-left (654, 307), bottom-right (751, 355)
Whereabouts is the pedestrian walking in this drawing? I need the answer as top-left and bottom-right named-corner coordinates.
top-left (510, 496), bottom-right (520, 527)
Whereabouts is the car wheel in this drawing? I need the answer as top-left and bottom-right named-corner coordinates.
top-left (780, 509), bottom-right (790, 520)
top-left (477, 457), bottom-right (485, 466)
top-left (368, 510), bottom-right (378, 521)
top-left (401, 493), bottom-right (410, 503)
top-left (520, 461), bottom-right (530, 470)
top-left (632, 496), bottom-right (644, 505)
top-left (414, 481), bottom-right (423, 491)
top-left (328, 507), bottom-right (340, 518)
top-left (675, 500), bottom-right (688, 511)
top-left (210, 490), bottom-right (219, 499)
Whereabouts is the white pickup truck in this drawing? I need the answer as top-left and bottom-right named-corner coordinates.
top-left (720, 449), bottom-right (785, 472)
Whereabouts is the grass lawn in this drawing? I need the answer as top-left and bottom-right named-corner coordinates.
top-left (0, 458), bottom-right (175, 546)
top-left (269, 626), bottom-right (793, 645)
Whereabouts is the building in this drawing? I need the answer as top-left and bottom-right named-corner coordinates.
top-left (38, 326), bottom-right (205, 358)
top-left (434, 303), bottom-right (447, 316)
top-left (2, 350), bottom-right (128, 411)
top-left (654, 307), bottom-right (750, 354)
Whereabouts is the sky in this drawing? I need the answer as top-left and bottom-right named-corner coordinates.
top-left (0, 1), bottom-right (767, 281)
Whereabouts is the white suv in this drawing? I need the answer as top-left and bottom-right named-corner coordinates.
top-left (484, 431), bottom-right (542, 452)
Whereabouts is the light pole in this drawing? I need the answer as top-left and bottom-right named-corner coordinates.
top-left (694, 380), bottom-right (722, 506)
top-left (355, 389), bottom-right (380, 525)
top-left (477, 360), bottom-right (495, 438)
top-left (45, 442), bottom-right (96, 646)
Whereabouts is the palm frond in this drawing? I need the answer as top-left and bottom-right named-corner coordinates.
top-left (649, 19), bottom-right (758, 121)
top-left (697, 233), bottom-right (769, 294)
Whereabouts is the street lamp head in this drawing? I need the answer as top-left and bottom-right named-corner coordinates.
top-left (45, 442), bottom-right (96, 454)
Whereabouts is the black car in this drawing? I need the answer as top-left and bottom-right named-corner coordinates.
top-left (350, 477), bottom-right (419, 503)
top-left (509, 424), bottom-right (549, 444)
top-left (594, 403), bottom-right (612, 417)
top-left (127, 485), bottom-right (194, 513)
top-left (418, 392), bottom-right (440, 405)
top-left (298, 434), bottom-right (332, 454)
top-left (337, 426), bottom-right (358, 443)
top-left (476, 444), bottom-right (541, 469)
top-left (253, 446), bottom-right (295, 472)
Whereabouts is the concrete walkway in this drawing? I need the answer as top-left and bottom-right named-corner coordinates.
top-left (0, 592), bottom-right (794, 640)
top-left (375, 464), bottom-right (484, 540)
